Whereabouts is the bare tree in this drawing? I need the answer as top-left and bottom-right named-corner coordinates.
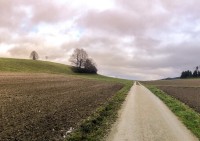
top-left (69, 48), bottom-right (97, 74)
top-left (30, 51), bottom-right (39, 60)
top-left (69, 48), bottom-right (88, 68)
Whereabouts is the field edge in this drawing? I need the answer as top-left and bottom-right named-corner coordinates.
top-left (66, 81), bottom-right (133, 141)
top-left (147, 86), bottom-right (200, 140)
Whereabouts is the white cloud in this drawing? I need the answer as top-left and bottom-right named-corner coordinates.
top-left (1, 0), bottom-right (200, 80)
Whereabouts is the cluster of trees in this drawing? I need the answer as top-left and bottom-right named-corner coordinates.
top-left (29, 48), bottom-right (97, 74)
top-left (180, 66), bottom-right (200, 78)
top-left (69, 48), bottom-right (97, 74)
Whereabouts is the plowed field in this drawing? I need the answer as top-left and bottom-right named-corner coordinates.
top-left (0, 73), bottom-right (123, 141)
top-left (142, 79), bottom-right (200, 113)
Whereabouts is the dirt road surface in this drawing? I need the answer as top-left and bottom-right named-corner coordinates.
top-left (106, 82), bottom-right (198, 141)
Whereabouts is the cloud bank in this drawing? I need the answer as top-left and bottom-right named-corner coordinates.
top-left (0, 0), bottom-right (200, 80)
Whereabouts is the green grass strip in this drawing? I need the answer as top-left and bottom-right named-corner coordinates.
top-left (147, 86), bottom-right (200, 140)
top-left (66, 81), bottom-right (133, 141)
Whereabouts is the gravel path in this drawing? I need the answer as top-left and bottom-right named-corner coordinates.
top-left (106, 82), bottom-right (198, 141)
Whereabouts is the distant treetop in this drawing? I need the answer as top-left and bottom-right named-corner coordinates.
top-left (180, 66), bottom-right (200, 79)
top-left (30, 51), bottom-right (39, 60)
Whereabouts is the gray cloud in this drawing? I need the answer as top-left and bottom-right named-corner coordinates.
top-left (30, 1), bottom-right (75, 24)
top-left (78, 9), bottom-right (170, 37)
top-left (0, 30), bottom-right (11, 43)
top-left (8, 43), bottom-right (67, 62)
top-left (1, 0), bottom-right (200, 80)
top-left (0, 0), bottom-right (75, 32)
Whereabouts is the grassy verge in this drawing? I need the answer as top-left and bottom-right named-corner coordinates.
top-left (147, 86), bottom-right (200, 139)
top-left (66, 81), bottom-right (133, 141)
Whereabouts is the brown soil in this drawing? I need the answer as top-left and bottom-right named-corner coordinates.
top-left (0, 73), bottom-right (123, 141)
top-left (157, 86), bottom-right (200, 113)
top-left (142, 79), bottom-right (200, 113)
top-left (142, 79), bottom-right (200, 87)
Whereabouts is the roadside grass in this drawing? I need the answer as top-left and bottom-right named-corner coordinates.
top-left (147, 86), bottom-right (200, 139)
top-left (66, 80), bottom-right (133, 141)
top-left (155, 86), bottom-right (200, 113)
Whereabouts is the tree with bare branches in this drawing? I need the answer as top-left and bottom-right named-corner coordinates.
top-left (69, 48), bottom-right (88, 68)
top-left (69, 48), bottom-right (97, 74)
top-left (30, 51), bottom-right (39, 60)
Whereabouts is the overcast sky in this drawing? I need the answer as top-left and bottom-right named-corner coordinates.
top-left (0, 0), bottom-right (200, 80)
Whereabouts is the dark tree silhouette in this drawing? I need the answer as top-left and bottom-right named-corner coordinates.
top-left (195, 66), bottom-right (199, 77)
top-left (69, 48), bottom-right (97, 74)
top-left (180, 66), bottom-right (200, 78)
top-left (30, 51), bottom-right (39, 60)
top-left (84, 58), bottom-right (97, 74)
top-left (193, 70), bottom-right (198, 77)
top-left (180, 70), bottom-right (192, 78)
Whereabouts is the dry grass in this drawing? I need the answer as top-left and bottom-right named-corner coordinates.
top-left (0, 73), bottom-right (123, 141)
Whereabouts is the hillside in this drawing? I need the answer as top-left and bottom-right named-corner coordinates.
top-left (0, 57), bottom-right (130, 82)
top-left (0, 58), bottom-right (73, 74)
top-left (0, 57), bottom-right (133, 141)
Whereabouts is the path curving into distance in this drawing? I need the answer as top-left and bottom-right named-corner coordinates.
top-left (106, 82), bottom-right (198, 141)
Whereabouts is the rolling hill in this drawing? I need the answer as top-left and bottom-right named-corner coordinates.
top-left (0, 58), bottom-right (73, 74)
top-left (0, 57), bottom-right (130, 82)
top-left (0, 57), bottom-right (133, 141)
